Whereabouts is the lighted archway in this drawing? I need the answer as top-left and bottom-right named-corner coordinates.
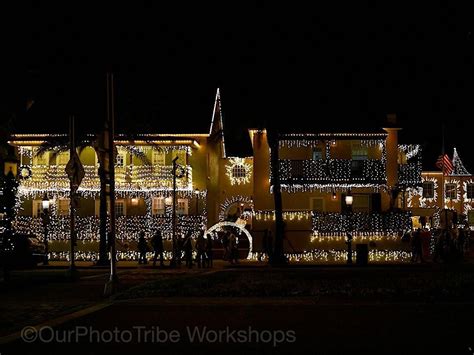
top-left (206, 221), bottom-right (254, 260)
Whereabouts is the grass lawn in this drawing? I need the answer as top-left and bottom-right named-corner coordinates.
top-left (116, 266), bottom-right (474, 302)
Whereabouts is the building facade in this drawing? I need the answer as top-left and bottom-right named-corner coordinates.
top-left (7, 90), bottom-right (473, 262)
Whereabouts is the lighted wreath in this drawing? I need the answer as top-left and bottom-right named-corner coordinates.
top-left (19, 165), bottom-right (32, 180)
top-left (225, 157), bottom-right (252, 185)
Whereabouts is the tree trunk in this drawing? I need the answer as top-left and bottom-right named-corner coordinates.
top-left (97, 167), bottom-right (109, 265)
top-left (268, 130), bottom-right (287, 266)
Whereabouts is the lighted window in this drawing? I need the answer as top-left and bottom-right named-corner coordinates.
top-left (351, 145), bottom-right (368, 160)
top-left (445, 183), bottom-right (457, 199)
top-left (312, 147), bottom-right (323, 160)
top-left (422, 181), bottom-right (434, 198)
top-left (33, 149), bottom-right (48, 165)
top-left (173, 150), bottom-right (187, 165)
top-left (56, 152), bottom-right (70, 165)
top-left (57, 199), bottom-right (70, 216)
top-left (32, 200), bottom-right (43, 217)
top-left (116, 154), bottom-right (125, 167)
top-left (232, 165), bottom-right (247, 179)
top-left (152, 151), bottom-right (166, 165)
top-left (152, 197), bottom-right (165, 215)
top-left (115, 200), bottom-right (125, 217)
top-left (177, 199), bottom-right (188, 215)
top-left (467, 184), bottom-right (474, 199)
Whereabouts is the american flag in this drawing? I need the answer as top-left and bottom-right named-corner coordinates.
top-left (435, 153), bottom-right (453, 175)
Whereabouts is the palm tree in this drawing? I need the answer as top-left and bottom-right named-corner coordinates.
top-left (34, 134), bottom-right (150, 265)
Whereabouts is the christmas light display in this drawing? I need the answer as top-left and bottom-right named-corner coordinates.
top-left (225, 157), bottom-right (252, 185)
top-left (247, 249), bottom-right (411, 263)
top-left (407, 176), bottom-right (438, 208)
top-left (398, 145), bottom-right (423, 186)
top-left (311, 211), bottom-right (412, 236)
top-left (205, 221), bottom-right (253, 259)
top-left (276, 183), bottom-right (388, 194)
top-left (451, 147), bottom-right (470, 176)
top-left (253, 210), bottom-right (311, 221)
top-left (463, 179), bottom-right (474, 214)
top-left (219, 195), bottom-right (254, 221)
top-left (13, 214), bottom-right (206, 241)
top-left (277, 159), bottom-right (386, 185)
top-left (444, 179), bottom-right (461, 207)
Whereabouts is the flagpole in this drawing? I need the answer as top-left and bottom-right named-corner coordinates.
top-left (441, 123), bottom-right (445, 210)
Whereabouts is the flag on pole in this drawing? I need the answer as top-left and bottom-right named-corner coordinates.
top-left (435, 153), bottom-right (454, 175)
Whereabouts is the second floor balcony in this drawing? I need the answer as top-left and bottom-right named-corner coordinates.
top-left (278, 159), bottom-right (387, 185)
top-left (20, 164), bottom-right (192, 191)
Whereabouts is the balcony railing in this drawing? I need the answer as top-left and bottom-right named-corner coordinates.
top-left (21, 164), bottom-right (192, 190)
top-left (13, 214), bottom-right (206, 241)
top-left (278, 159), bottom-right (386, 185)
top-left (311, 211), bottom-right (412, 235)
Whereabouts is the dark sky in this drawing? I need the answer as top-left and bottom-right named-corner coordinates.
top-left (1, 3), bottom-right (473, 169)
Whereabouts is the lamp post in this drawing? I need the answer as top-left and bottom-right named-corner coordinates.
top-left (41, 194), bottom-right (50, 266)
top-left (345, 189), bottom-right (353, 265)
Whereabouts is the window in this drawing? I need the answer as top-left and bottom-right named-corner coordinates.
top-left (32, 200), bottom-right (44, 217)
top-left (232, 165), bottom-right (247, 179)
top-left (56, 152), bottom-right (70, 165)
top-left (177, 199), bottom-right (188, 215)
top-left (310, 198), bottom-right (324, 212)
top-left (152, 197), bottom-right (165, 215)
top-left (351, 145), bottom-right (368, 160)
top-left (33, 149), bottom-right (48, 165)
top-left (422, 181), bottom-right (435, 198)
top-left (468, 210), bottom-right (474, 225)
top-left (115, 200), bottom-right (125, 217)
top-left (116, 154), bottom-right (125, 167)
top-left (312, 147), bottom-right (323, 160)
top-left (173, 150), bottom-right (187, 165)
top-left (353, 195), bottom-right (370, 213)
top-left (445, 183), bottom-right (457, 199)
top-left (467, 184), bottom-right (474, 199)
top-left (57, 199), bottom-right (70, 216)
top-left (152, 151), bottom-right (166, 165)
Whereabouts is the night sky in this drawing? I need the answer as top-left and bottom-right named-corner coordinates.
top-left (1, 3), bottom-right (472, 169)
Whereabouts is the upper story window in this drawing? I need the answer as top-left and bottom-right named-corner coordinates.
top-left (467, 184), bottom-right (474, 199)
top-left (422, 181), bottom-right (435, 198)
top-left (56, 152), bottom-right (70, 165)
top-left (152, 151), bottom-right (166, 165)
top-left (312, 147), bottom-right (323, 160)
top-left (232, 165), bottom-right (247, 179)
top-left (445, 183), bottom-right (457, 199)
top-left (33, 149), bottom-right (48, 165)
top-left (116, 154), bottom-right (125, 167)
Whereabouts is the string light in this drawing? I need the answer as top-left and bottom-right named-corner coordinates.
top-left (219, 196), bottom-right (254, 221)
top-left (225, 157), bottom-right (252, 185)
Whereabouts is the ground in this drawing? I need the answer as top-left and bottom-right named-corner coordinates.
top-left (1, 261), bottom-right (474, 354)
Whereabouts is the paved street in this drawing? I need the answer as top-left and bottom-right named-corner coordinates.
top-left (1, 262), bottom-right (474, 354)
